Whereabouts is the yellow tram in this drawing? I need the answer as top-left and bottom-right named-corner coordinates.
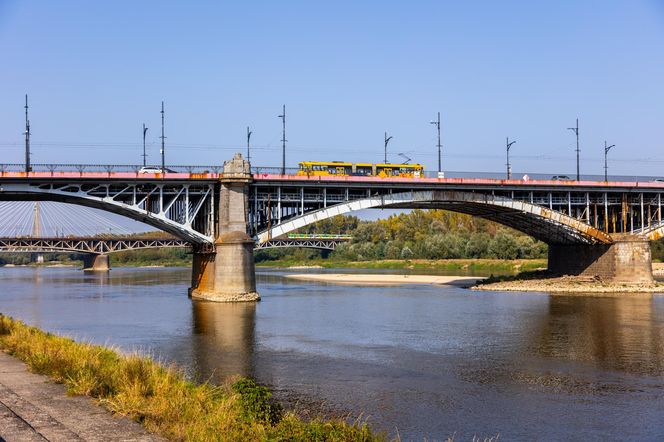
top-left (297, 161), bottom-right (424, 178)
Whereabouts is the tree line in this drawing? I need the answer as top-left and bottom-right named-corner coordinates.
top-left (255, 210), bottom-right (549, 262)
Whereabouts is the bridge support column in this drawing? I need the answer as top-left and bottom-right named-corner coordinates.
top-left (82, 254), bottom-right (110, 272)
top-left (189, 153), bottom-right (259, 302)
top-left (548, 235), bottom-right (653, 284)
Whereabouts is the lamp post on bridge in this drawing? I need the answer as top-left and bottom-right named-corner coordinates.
top-left (567, 118), bottom-right (580, 181)
top-left (142, 124), bottom-right (148, 167)
top-left (506, 137), bottom-right (516, 179)
top-left (384, 132), bottom-right (393, 163)
top-left (278, 105), bottom-right (286, 175)
top-left (160, 101), bottom-right (166, 176)
top-left (24, 94), bottom-right (31, 173)
top-left (604, 141), bottom-right (615, 182)
top-left (430, 112), bottom-right (443, 178)
top-left (246, 126), bottom-right (252, 163)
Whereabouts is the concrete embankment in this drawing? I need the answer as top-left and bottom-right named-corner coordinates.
top-left (0, 351), bottom-right (163, 441)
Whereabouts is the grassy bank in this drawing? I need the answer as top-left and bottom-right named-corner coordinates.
top-left (257, 258), bottom-right (547, 274)
top-left (0, 314), bottom-right (384, 441)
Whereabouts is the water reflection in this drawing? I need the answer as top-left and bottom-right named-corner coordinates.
top-left (190, 300), bottom-right (256, 382)
top-left (532, 294), bottom-right (664, 375)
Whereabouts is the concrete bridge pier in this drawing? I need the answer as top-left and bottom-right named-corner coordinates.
top-left (82, 254), bottom-right (110, 272)
top-left (548, 235), bottom-right (653, 284)
top-left (189, 154), bottom-right (259, 302)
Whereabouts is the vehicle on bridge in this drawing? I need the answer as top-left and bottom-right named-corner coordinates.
top-left (138, 166), bottom-right (177, 174)
top-left (297, 161), bottom-right (424, 178)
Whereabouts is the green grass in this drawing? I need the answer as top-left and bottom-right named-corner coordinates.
top-left (0, 314), bottom-right (386, 441)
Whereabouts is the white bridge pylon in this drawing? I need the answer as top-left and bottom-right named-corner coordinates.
top-left (0, 201), bottom-right (147, 238)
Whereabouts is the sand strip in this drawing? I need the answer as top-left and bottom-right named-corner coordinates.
top-left (285, 273), bottom-right (484, 287)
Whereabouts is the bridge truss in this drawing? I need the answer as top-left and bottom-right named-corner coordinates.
top-left (0, 237), bottom-right (191, 254)
top-left (254, 237), bottom-right (349, 251)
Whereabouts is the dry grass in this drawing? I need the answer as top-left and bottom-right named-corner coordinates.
top-left (0, 314), bottom-right (385, 441)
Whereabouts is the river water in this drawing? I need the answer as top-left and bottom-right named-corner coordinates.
top-left (1, 266), bottom-right (663, 440)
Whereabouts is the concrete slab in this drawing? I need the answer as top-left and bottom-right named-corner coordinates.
top-left (0, 351), bottom-right (164, 441)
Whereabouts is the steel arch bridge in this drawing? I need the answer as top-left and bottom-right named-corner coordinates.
top-left (1, 160), bottom-right (663, 294)
top-left (3, 171), bottom-right (664, 248)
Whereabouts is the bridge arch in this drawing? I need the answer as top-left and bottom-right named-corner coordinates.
top-left (0, 181), bottom-right (214, 244)
top-left (257, 190), bottom-right (612, 245)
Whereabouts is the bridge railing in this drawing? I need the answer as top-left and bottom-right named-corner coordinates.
top-left (1, 163), bottom-right (662, 183)
top-left (0, 163), bottom-right (222, 174)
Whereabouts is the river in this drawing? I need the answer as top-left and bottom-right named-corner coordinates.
top-left (1, 266), bottom-right (663, 440)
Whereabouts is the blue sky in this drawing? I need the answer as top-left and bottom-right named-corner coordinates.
top-left (1, 0), bottom-right (663, 177)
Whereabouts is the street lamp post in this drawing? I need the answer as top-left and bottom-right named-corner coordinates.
top-left (24, 94), bottom-right (31, 173)
top-left (604, 141), bottom-right (615, 182)
top-left (160, 101), bottom-right (166, 175)
top-left (384, 132), bottom-right (393, 163)
top-left (506, 137), bottom-right (516, 179)
top-left (567, 118), bottom-right (580, 180)
top-left (430, 112), bottom-right (442, 177)
top-left (278, 105), bottom-right (286, 175)
top-left (247, 126), bottom-right (252, 163)
top-left (142, 124), bottom-right (148, 167)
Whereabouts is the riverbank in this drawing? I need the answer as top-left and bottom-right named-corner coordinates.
top-left (472, 271), bottom-right (664, 294)
top-left (258, 258), bottom-right (546, 274)
top-left (286, 273), bottom-right (484, 287)
top-left (0, 350), bottom-right (162, 440)
top-left (0, 314), bottom-right (384, 441)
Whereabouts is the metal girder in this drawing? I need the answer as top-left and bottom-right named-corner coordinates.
top-left (0, 181), bottom-right (215, 244)
top-left (254, 238), bottom-right (347, 250)
top-left (257, 190), bottom-right (612, 245)
top-left (0, 237), bottom-right (191, 254)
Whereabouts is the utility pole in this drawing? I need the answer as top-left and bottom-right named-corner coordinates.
top-left (246, 126), bottom-right (252, 162)
top-left (384, 132), bottom-right (393, 163)
top-left (160, 101), bottom-right (166, 175)
top-left (278, 105), bottom-right (286, 174)
top-left (430, 112), bottom-right (442, 176)
top-left (567, 118), bottom-right (580, 181)
top-left (604, 141), bottom-right (615, 182)
top-left (24, 94), bottom-right (31, 172)
top-left (506, 137), bottom-right (516, 179)
top-left (142, 124), bottom-right (148, 167)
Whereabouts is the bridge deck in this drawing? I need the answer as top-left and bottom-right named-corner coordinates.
top-left (2, 171), bottom-right (664, 190)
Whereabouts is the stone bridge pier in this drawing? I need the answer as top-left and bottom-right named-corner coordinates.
top-left (82, 254), bottom-right (110, 272)
top-left (548, 235), bottom-right (653, 284)
top-left (189, 154), bottom-right (259, 302)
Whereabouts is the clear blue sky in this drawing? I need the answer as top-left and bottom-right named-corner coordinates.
top-left (1, 0), bottom-right (663, 176)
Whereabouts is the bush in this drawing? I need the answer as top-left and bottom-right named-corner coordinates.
top-left (232, 379), bottom-right (283, 425)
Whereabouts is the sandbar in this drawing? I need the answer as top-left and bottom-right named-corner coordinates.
top-left (285, 273), bottom-right (484, 287)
